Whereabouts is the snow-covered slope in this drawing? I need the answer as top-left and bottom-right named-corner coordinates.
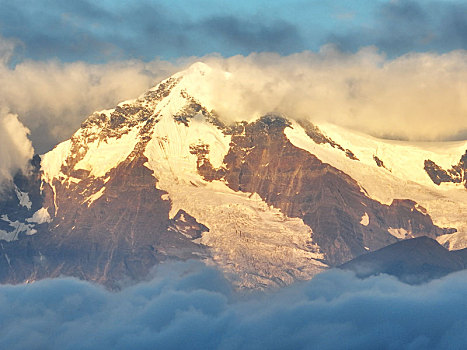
top-left (142, 66), bottom-right (326, 288)
top-left (1, 61), bottom-right (465, 289)
top-left (285, 122), bottom-right (467, 249)
top-left (36, 62), bottom-right (327, 289)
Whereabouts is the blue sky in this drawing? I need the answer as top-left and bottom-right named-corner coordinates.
top-left (2, 0), bottom-right (467, 63)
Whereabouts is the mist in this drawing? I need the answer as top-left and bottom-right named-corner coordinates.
top-left (0, 110), bottom-right (33, 188)
top-left (0, 36), bottom-right (185, 153)
top-left (198, 47), bottom-right (467, 142)
top-left (0, 59), bottom-right (182, 154)
top-left (0, 261), bottom-right (465, 350)
top-left (1, 43), bottom-right (467, 158)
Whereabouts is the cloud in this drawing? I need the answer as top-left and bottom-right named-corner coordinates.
top-left (329, 0), bottom-right (467, 56)
top-left (0, 36), bottom-right (186, 153)
top-left (0, 1), bottom-right (303, 62)
top-left (195, 48), bottom-right (467, 141)
top-left (1, 32), bottom-right (467, 157)
top-left (0, 110), bottom-right (34, 188)
top-left (0, 261), bottom-right (465, 349)
top-left (199, 16), bottom-right (303, 55)
top-left (1, 42), bottom-right (467, 157)
top-left (3, 1), bottom-right (467, 63)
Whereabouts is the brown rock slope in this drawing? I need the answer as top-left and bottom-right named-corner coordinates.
top-left (0, 154), bottom-right (208, 289)
top-left (194, 115), bottom-right (454, 265)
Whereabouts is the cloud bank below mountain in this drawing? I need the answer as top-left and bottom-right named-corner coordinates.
top-left (1, 261), bottom-right (466, 350)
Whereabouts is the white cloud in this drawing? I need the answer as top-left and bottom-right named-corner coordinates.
top-left (0, 35), bottom-right (190, 153)
top-left (0, 57), bottom-right (184, 153)
top-left (1, 36), bottom-right (466, 159)
top-left (0, 109), bottom-right (34, 188)
top-left (199, 47), bottom-right (467, 141)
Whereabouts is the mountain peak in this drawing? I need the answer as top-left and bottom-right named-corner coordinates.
top-left (180, 61), bottom-right (213, 77)
top-left (1, 61), bottom-right (466, 290)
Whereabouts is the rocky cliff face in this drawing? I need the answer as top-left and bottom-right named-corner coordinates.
top-left (424, 151), bottom-right (467, 188)
top-left (194, 115), bottom-right (453, 265)
top-left (0, 62), bottom-right (464, 289)
top-left (0, 153), bottom-right (208, 289)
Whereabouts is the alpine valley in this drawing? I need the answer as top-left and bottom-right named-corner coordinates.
top-left (1, 62), bottom-right (466, 290)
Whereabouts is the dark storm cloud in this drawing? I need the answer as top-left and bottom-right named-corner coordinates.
top-left (0, 0), bottom-right (172, 61)
top-left (0, 1), bottom-right (118, 62)
top-left (0, 0), bottom-right (302, 62)
top-left (0, 261), bottom-right (466, 350)
top-left (199, 16), bottom-right (303, 55)
top-left (2, 0), bottom-right (467, 62)
top-left (329, 0), bottom-right (467, 56)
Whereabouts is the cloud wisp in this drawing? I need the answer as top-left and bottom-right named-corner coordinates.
top-left (0, 37), bottom-right (184, 153)
top-left (0, 261), bottom-right (466, 350)
top-left (1, 40), bottom-right (467, 160)
top-left (196, 48), bottom-right (467, 142)
top-left (0, 109), bottom-right (34, 188)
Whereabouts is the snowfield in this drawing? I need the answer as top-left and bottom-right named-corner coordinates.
top-left (37, 62), bottom-right (467, 288)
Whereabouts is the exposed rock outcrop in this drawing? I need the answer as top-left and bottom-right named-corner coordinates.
top-left (0, 63), bottom-right (462, 289)
top-left (424, 151), bottom-right (467, 188)
top-left (195, 115), bottom-right (454, 265)
top-left (0, 153), bottom-right (208, 289)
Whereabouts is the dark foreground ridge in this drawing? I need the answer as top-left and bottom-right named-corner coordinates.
top-left (340, 236), bottom-right (467, 284)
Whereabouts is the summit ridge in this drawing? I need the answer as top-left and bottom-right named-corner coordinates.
top-left (0, 62), bottom-right (466, 288)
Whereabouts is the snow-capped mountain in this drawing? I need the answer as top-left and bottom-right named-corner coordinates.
top-left (0, 62), bottom-right (466, 289)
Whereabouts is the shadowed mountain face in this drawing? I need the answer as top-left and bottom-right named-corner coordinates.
top-left (0, 63), bottom-right (463, 289)
top-left (194, 116), bottom-right (454, 265)
top-left (0, 154), bottom-right (208, 289)
top-left (340, 236), bottom-right (467, 284)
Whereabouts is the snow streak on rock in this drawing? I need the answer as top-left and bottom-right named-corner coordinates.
top-left (0, 61), bottom-right (465, 290)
